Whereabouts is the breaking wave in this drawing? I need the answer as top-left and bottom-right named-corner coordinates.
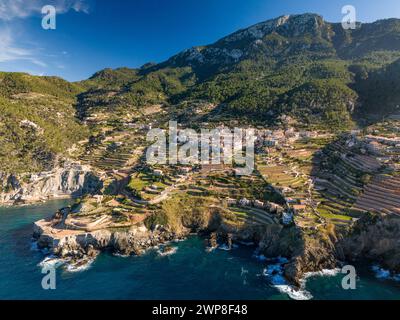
top-left (261, 259), bottom-right (313, 300)
top-left (302, 268), bottom-right (341, 280)
top-left (66, 259), bottom-right (95, 273)
top-left (274, 285), bottom-right (313, 300)
top-left (157, 246), bottom-right (178, 256)
top-left (38, 256), bottom-right (66, 269)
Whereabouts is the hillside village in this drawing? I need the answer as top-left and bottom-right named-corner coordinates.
top-left (0, 12), bottom-right (399, 286)
top-left (4, 90), bottom-right (397, 239)
top-left (29, 106), bottom-right (400, 285)
top-left (33, 104), bottom-right (400, 254)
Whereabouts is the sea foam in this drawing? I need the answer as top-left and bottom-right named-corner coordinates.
top-left (262, 259), bottom-right (314, 300)
top-left (38, 256), bottom-right (66, 269)
top-left (157, 246), bottom-right (178, 256)
top-left (66, 259), bottom-right (94, 273)
top-left (274, 285), bottom-right (313, 300)
top-left (302, 268), bottom-right (341, 280)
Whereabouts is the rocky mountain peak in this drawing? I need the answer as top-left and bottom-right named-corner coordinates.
top-left (221, 13), bottom-right (325, 43)
top-left (167, 13), bottom-right (329, 71)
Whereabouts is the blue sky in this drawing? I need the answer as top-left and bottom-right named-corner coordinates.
top-left (1, 0), bottom-right (400, 81)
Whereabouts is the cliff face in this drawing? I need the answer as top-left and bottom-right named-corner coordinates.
top-left (340, 212), bottom-right (400, 273)
top-left (33, 205), bottom-right (186, 267)
top-left (31, 192), bottom-right (400, 287)
top-left (34, 221), bottom-right (181, 260)
top-left (0, 163), bottom-right (102, 205)
top-left (164, 205), bottom-right (344, 287)
top-left (258, 223), bottom-right (342, 286)
top-left (32, 198), bottom-right (345, 287)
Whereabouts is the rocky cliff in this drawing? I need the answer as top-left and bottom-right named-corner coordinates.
top-left (34, 218), bottom-right (181, 261)
top-left (0, 162), bottom-right (101, 205)
top-left (32, 190), bottom-right (400, 288)
top-left (257, 223), bottom-right (342, 286)
top-left (33, 203), bottom-right (187, 269)
top-left (340, 212), bottom-right (400, 273)
top-left (32, 195), bottom-right (345, 288)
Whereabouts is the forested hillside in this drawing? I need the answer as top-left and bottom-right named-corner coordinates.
top-left (0, 73), bottom-right (88, 173)
top-left (3, 13), bottom-right (400, 173)
top-left (77, 14), bottom-right (400, 127)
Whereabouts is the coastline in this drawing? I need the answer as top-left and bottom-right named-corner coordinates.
top-left (32, 231), bottom-right (400, 300)
top-left (0, 194), bottom-right (75, 208)
top-left (31, 197), bottom-right (400, 290)
top-left (0, 199), bottom-right (399, 300)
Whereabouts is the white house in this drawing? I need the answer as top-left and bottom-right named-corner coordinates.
top-left (253, 200), bottom-right (264, 208)
top-left (93, 195), bottom-right (104, 205)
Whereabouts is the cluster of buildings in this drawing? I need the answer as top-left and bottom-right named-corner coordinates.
top-left (254, 128), bottom-right (322, 151)
top-left (226, 197), bottom-right (285, 214)
top-left (226, 197), bottom-right (295, 225)
top-left (148, 164), bottom-right (197, 184)
top-left (348, 133), bottom-right (400, 171)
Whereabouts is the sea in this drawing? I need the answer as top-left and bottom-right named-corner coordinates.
top-left (0, 200), bottom-right (399, 300)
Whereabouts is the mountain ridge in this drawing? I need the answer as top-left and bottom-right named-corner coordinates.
top-left (79, 13), bottom-right (400, 127)
top-left (2, 13), bottom-right (400, 173)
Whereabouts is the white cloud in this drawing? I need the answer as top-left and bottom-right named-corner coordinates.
top-left (0, 29), bottom-right (47, 67)
top-left (0, 1), bottom-right (90, 73)
top-left (0, 0), bottom-right (90, 21)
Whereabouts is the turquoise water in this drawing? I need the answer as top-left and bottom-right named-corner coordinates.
top-left (0, 200), bottom-right (399, 300)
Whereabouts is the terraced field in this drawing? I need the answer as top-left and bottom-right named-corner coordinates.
top-left (63, 196), bottom-right (152, 232)
top-left (257, 148), bottom-right (313, 216)
top-left (204, 171), bottom-right (281, 203)
top-left (126, 168), bottom-right (180, 202)
top-left (353, 174), bottom-right (400, 215)
top-left (79, 130), bottom-right (146, 172)
top-left (258, 165), bottom-right (306, 190)
top-left (226, 206), bottom-right (278, 226)
top-left (312, 139), bottom-right (379, 220)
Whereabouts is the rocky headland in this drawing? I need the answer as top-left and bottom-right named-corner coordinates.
top-left (31, 190), bottom-right (400, 287)
top-left (0, 162), bottom-right (101, 206)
